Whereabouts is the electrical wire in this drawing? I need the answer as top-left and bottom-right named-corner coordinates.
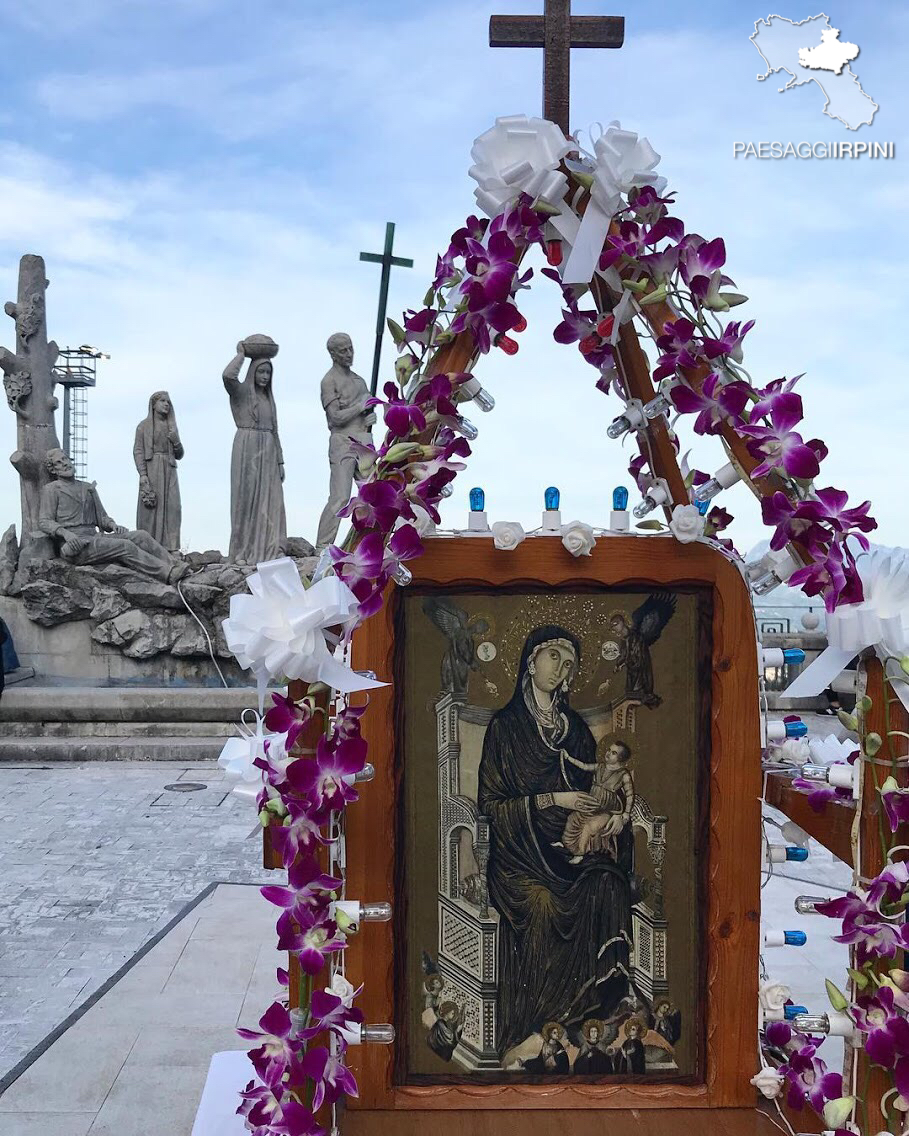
top-left (176, 576), bottom-right (230, 689)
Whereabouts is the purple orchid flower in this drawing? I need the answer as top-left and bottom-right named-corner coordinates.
top-left (370, 382), bottom-right (426, 440)
top-left (628, 453), bottom-right (650, 493)
top-left (851, 985), bottom-right (909, 1068)
top-left (764, 1019), bottom-right (794, 1048)
top-left (866, 860), bottom-right (909, 908)
top-left (338, 478), bottom-right (413, 533)
top-left (881, 777), bottom-right (909, 833)
top-left (761, 492), bottom-right (829, 554)
top-left (238, 1082), bottom-right (325, 1136)
top-left (789, 540), bottom-right (865, 613)
top-left (490, 195), bottom-right (548, 247)
top-left (261, 854), bottom-right (342, 925)
top-left (237, 1001), bottom-right (303, 1088)
top-left (705, 505), bottom-right (733, 535)
top-left (448, 214), bottom-right (488, 256)
top-left (384, 521), bottom-right (424, 569)
top-left (702, 319), bottom-right (754, 362)
top-left (300, 1046), bottom-right (359, 1111)
top-left (628, 183), bottom-right (678, 225)
top-left (264, 692), bottom-right (311, 741)
top-left (669, 372), bottom-right (751, 435)
top-left (654, 318), bottom-right (705, 380)
top-left (678, 235), bottom-right (730, 296)
top-left (738, 393), bottom-right (826, 479)
top-left (300, 988), bottom-right (364, 1041)
top-left (269, 805), bottom-right (327, 869)
top-left (791, 487), bottom-right (876, 548)
top-left (285, 729), bottom-right (366, 820)
top-left (792, 777), bottom-right (853, 811)
top-left (401, 307), bottom-right (436, 349)
top-left (782, 1044), bottom-right (843, 1113)
top-left (815, 887), bottom-right (909, 964)
top-left (276, 909), bottom-right (347, 974)
top-left (636, 244), bottom-right (680, 284)
top-left (329, 533), bottom-right (384, 593)
top-left (463, 230), bottom-right (519, 305)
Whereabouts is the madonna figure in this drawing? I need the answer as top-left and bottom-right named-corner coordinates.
top-left (222, 337), bottom-right (287, 564)
top-left (478, 626), bottom-right (634, 1058)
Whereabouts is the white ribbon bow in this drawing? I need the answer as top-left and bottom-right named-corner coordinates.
top-left (562, 121), bottom-right (667, 286)
top-left (786, 550), bottom-right (909, 707)
top-left (221, 557), bottom-right (385, 708)
top-left (469, 114), bottom-right (572, 218)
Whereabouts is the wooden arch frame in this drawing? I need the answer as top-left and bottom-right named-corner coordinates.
top-left (344, 534), bottom-right (761, 1113)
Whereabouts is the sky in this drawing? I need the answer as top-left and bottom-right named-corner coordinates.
top-left (0, 0), bottom-right (906, 558)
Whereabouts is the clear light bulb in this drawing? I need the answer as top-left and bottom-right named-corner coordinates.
top-left (791, 1012), bottom-right (855, 1038)
top-left (360, 1024), bottom-right (395, 1044)
top-left (455, 416), bottom-right (478, 441)
top-left (392, 563), bottom-right (412, 586)
top-left (460, 376), bottom-right (495, 412)
top-left (633, 496), bottom-right (658, 519)
top-left (439, 483), bottom-right (453, 498)
top-left (642, 393), bottom-right (671, 420)
top-left (693, 462), bottom-right (741, 503)
top-left (794, 895), bottom-right (830, 915)
top-left (607, 414), bottom-right (633, 440)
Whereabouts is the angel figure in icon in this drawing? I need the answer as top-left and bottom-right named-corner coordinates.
top-left (422, 596), bottom-right (497, 697)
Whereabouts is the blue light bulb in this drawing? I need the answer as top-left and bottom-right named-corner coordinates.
top-left (469, 487), bottom-right (485, 513)
top-left (785, 719), bottom-right (808, 739)
top-left (612, 486), bottom-right (629, 511)
top-left (784, 1004), bottom-right (809, 1020)
top-left (544, 486), bottom-right (560, 511)
top-left (782, 648), bottom-right (807, 666)
top-left (696, 499), bottom-right (710, 516)
top-left (783, 931), bottom-right (807, 946)
top-left (785, 846), bottom-right (809, 862)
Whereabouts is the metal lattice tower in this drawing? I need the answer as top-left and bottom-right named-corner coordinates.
top-left (53, 345), bottom-right (108, 478)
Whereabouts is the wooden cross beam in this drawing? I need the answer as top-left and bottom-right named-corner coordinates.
top-left (360, 222), bottom-right (414, 396)
top-left (489, 0), bottom-right (625, 134)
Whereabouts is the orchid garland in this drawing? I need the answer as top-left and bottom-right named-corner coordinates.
top-left (230, 115), bottom-right (882, 1133)
top-left (761, 665), bottom-right (909, 1135)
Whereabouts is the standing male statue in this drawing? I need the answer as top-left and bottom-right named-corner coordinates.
top-left (315, 333), bottom-right (376, 550)
top-left (38, 449), bottom-right (189, 583)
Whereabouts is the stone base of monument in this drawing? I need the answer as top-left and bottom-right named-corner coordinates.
top-left (0, 684), bottom-right (261, 762)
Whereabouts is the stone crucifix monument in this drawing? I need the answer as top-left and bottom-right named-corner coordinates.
top-left (0, 254), bottom-right (62, 576)
top-left (133, 391), bottom-right (183, 553)
top-left (222, 335), bottom-right (287, 565)
top-left (315, 333), bottom-right (376, 550)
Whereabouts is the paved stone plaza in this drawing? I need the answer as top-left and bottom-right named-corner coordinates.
top-left (0, 761), bottom-right (280, 1082)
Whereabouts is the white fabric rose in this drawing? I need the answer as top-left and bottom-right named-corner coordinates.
top-left (770, 738), bottom-right (810, 766)
top-left (750, 1067), bottom-right (784, 1100)
top-left (759, 980), bottom-right (792, 1012)
top-left (328, 973), bottom-right (357, 1006)
top-left (561, 521), bottom-right (596, 558)
top-left (668, 504), bottom-right (706, 545)
top-left (469, 114), bottom-right (572, 217)
top-left (492, 521), bottom-right (526, 551)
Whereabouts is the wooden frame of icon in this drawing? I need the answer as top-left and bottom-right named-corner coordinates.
top-left (343, 535), bottom-right (760, 1112)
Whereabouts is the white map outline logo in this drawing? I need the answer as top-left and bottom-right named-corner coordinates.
top-left (750, 13), bottom-right (878, 131)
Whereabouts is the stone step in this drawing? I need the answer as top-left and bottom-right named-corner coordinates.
top-left (0, 720), bottom-right (242, 739)
top-left (0, 736), bottom-right (229, 762)
top-left (0, 685), bottom-right (264, 723)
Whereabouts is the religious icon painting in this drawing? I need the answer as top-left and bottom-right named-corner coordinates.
top-left (345, 537), bottom-right (761, 1112)
top-left (402, 586), bottom-right (705, 1081)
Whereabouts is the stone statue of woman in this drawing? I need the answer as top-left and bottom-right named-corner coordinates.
top-left (133, 391), bottom-right (183, 552)
top-left (222, 335), bottom-right (286, 565)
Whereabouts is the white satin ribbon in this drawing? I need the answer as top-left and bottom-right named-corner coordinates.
top-left (469, 114), bottom-right (572, 218)
top-left (562, 122), bottom-right (667, 286)
top-left (786, 550), bottom-right (909, 708)
top-left (221, 557), bottom-right (386, 707)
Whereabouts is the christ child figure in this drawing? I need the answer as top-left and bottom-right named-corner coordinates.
top-left (560, 739), bottom-right (634, 864)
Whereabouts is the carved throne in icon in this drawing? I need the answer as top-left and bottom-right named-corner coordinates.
top-left (434, 692), bottom-right (669, 1070)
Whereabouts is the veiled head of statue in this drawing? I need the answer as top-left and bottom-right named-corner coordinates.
top-left (515, 625), bottom-right (580, 701)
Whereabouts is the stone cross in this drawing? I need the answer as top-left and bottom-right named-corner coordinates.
top-left (359, 222), bottom-right (413, 396)
top-left (489, 0), bottom-right (625, 134)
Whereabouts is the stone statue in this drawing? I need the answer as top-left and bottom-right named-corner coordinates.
top-left (222, 335), bottom-right (286, 565)
top-left (315, 333), bottom-right (376, 550)
top-left (37, 449), bottom-right (189, 583)
top-left (0, 254), bottom-right (63, 575)
top-left (133, 391), bottom-right (183, 552)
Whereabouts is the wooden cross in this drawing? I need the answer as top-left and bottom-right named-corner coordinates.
top-left (489, 0), bottom-right (625, 134)
top-left (359, 222), bottom-right (413, 396)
